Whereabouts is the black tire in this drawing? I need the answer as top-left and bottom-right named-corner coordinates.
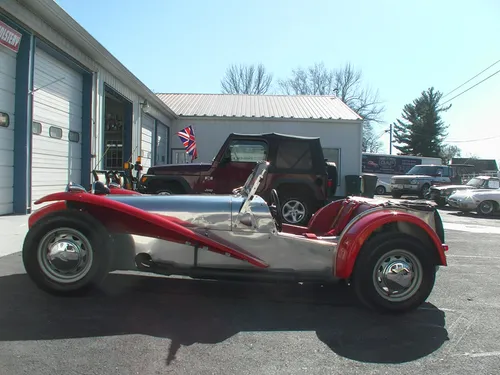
top-left (375, 185), bottom-right (386, 195)
top-left (22, 210), bottom-right (112, 296)
top-left (419, 184), bottom-right (430, 199)
top-left (477, 200), bottom-right (496, 216)
top-left (155, 182), bottom-right (185, 195)
top-left (280, 195), bottom-right (312, 226)
top-left (351, 232), bottom-right (436, 314)
top-left (435, 198), bottom-right (446, 207)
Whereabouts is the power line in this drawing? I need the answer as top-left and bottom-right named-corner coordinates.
top-left (441, 67), bottom-right (500, 105)
top-left (446, 134), bottom-right (500, 143)
top-left (443, 58), bottom-right (500, 99)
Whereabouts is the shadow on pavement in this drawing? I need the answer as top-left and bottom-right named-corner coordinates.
top-left (449, 211), bottom-right (500, 220)
top-left (0, 271), bottom-right (449, 365)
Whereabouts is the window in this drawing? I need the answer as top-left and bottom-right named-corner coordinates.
top-left (488, 180), bottom-right (500, 189)
top-left (276, 141), bottom-right (313, 170)
top-left (32, 121), bottom-right (42, 135)
top-left (323, 148), bottom-right (341, 186)
top-left (68, 131), bottom-right (80, 143)
top-left (228, 140), bottom-right (267, 163)
top-left (0, 112), bottom-right (9, 128)
top-left (49, 126), bottom-right (63, 139)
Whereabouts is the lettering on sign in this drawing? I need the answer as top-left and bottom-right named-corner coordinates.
top-left (0, 21), bottom-right (22, 53)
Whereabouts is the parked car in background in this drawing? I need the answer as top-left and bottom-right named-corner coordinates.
top-left (375, 179), bottom-right (391, 195)
top-left (428, 176), bottom-right (500, 206)
top-left (448, 188), bottom-right (500, 216)
top-left (390, 164), bottom-right (475, 199)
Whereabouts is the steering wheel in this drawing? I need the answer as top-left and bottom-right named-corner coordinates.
top-left (269, 189), bottom-right (282, 231)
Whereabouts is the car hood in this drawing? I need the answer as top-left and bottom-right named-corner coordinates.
top-left (431, 184), bottom-right (469, 191)
top-left (392, 174), bottom-right (433, 179)
top-left (449, 189), bottom-right (500, 199)
top-left (106, 193), bottom-right (269, 231)
top-left (146, 163), bottom-right (212, 175)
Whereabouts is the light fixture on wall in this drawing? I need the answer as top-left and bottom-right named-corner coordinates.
top-left (140, 99), bottom-right (151, 113)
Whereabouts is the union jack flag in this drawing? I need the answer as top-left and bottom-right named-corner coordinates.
top-left (177, 125), bottom-right (198, 161)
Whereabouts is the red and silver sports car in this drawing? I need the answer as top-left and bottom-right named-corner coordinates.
top-left (22, 161), bottom-right (448, 313)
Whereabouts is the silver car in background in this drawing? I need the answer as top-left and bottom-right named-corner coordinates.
top-left (448, 188), bottom-right (500, 216)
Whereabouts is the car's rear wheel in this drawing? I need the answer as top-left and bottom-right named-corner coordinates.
top-left (351, 233), bottom-right (436, 314)
top-left (375, 185), bottom-right (386, 195)
top-left (477, 200), bottom-right (496, 216)
top-left (22, 211), bottom-right (112, 296)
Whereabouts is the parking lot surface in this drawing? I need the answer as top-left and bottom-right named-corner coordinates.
top-left (0, 209), bottom-right (499, 375)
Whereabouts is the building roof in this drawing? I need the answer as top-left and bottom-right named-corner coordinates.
top-left (156, 93), bottom-right (362, 121)
top-left (452, 158), bottom-right (499, 172)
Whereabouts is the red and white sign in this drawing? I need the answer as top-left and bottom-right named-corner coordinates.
top-left (0, 20), bottom-right (22, 53)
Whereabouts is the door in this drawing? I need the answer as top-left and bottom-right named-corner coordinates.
top-left (155, 121), bottom-right (169, 165)
top-left (0, 44), bottom-right (16, 215)
top-left (31, 48), bottom-right (83, 210)
top-left (141, 113), bottom-right (155, 170)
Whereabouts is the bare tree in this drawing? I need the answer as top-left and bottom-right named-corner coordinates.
top-left (221, 63), bottom-right (273, 94)
top-left (278, 62), bottom-right (386, 152)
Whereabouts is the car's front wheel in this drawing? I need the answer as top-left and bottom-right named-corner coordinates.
top-left (351, 233), bottom-right (436, 313)
top-left (22, 211), bottom-right (112, 296)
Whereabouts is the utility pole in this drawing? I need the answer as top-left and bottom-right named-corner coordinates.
top-left (389, 122), bottom-right (393, 155)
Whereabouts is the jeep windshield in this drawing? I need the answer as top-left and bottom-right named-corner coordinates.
top-left (406, 165), bottom-right (442, 175)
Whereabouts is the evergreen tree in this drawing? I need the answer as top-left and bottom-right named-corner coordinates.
top-left (393, 87), bottom-right (451, 157)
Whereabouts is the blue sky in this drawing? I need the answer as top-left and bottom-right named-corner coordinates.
top-left (57, 0), bottom-right (500, 161)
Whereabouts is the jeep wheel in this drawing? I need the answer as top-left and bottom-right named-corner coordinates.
top-left (281, 197), bottom-right (310, 225)
top-left (155, 182), bottom-right (185, 195)
top-left (351, 233), bottom-right (436, 314)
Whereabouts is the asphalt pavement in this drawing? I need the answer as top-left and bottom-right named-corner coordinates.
top-left (0, 207), bottom-right (499, 375)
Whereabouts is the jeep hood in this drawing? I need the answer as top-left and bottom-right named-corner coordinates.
top-left (146, 163), bottom-right (212, 175)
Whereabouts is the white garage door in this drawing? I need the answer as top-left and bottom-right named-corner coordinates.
top-left (31, 48), bottom-right (83, 209)
top-left (155, 122), bottom-right (168, 165)
top-left (141, 113), bottom-right (155, 169)
top-left (0, 46), bottom-right (16, 215)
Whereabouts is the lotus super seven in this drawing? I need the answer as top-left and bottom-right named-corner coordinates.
top-left (22, 161), bottom-right (448, 313)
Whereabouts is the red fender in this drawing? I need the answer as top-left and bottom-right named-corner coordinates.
top-left (31, 192), bottom-right (269, 268)
top-left (335, 210), bottom-right (448, 279)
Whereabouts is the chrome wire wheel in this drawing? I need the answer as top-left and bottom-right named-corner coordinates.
top-left (281, 199), bottom-right (306, 224)
top-left (36, 227), bottom-right (94, 284)
top-left (372, 249), bottom-right (423, 302)
top-left (478, 201), bottom-right (494, 215)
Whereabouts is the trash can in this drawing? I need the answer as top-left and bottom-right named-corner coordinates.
top-left (361, 173), bottom-right (378, 198)
top-left (345, 175), bottom-right (362, 196)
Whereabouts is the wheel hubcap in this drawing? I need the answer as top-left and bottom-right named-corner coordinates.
top-left (37, 228), bottom-right (93, 284)
top-left (480, 202), bottom-right (493, 214)
top-left (373, 249), bottom-right (422, 301)
top-left (282, 200), bottom-right (306, 224)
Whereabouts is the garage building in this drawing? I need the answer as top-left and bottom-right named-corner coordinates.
top-left (156, 93), bottom-right (363, 197)
top-left (0, 0), bottom-right (176, 215)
